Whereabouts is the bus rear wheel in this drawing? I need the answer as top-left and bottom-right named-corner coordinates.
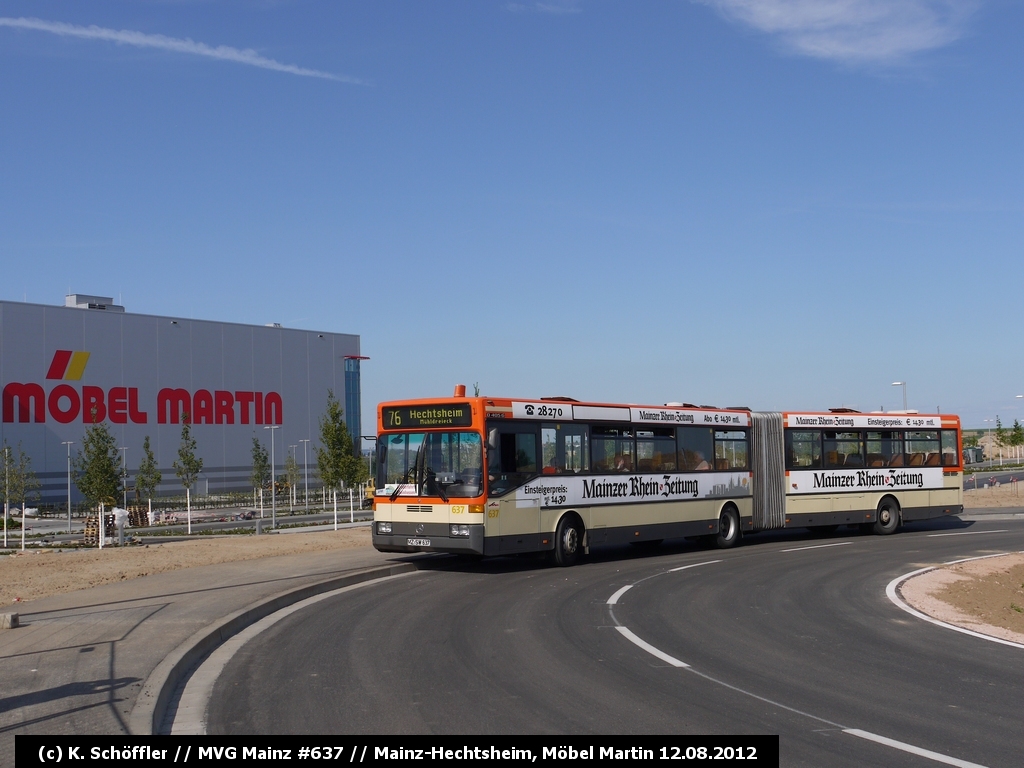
top-left (552, 515), bottom-right (583, 567)
top-left (714, 506), bottom-right (740, 549)
top-left (873, 498), bottom-right (900, 535)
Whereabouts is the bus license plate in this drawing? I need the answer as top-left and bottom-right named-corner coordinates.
top-left (407, 538), bottom-right (430, 547)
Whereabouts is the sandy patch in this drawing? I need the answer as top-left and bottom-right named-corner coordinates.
top-left (963, 480), bottom-right (1024, 509)
top-left (0, 527), bottom-right (372, 605)
top-left (900, 553), bottom-right (1024, 645)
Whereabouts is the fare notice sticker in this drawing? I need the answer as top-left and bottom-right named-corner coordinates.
top-left (18, 735), bottom-right (779, 767)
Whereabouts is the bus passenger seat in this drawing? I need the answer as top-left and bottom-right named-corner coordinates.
top-left (889, 453), bottom-right (905, 467)
top-left (925, 453), bottom-right (941, 466)
top-left (909, 453), bottom-right (925, 466)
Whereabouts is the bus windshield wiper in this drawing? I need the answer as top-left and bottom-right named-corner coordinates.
top-left (391, 445), bottom-right (427, 502)
top-left (390, 468), bottom-right (415, 502)
top-left (426, 468), bottom-right (449, 503)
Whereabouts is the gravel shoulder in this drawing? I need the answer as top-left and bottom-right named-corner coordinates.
top-left (0, 527), bottom-right (372, 605)
top-left (900, 552), bottom-right (1024, 645)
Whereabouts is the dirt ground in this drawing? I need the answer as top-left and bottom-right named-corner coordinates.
top-left (0, 527), bottom-right (372, 606)
top-left (963, 480), bottom-right (1024, 508)
top-left (900, 553), bottom-right (1024, 644)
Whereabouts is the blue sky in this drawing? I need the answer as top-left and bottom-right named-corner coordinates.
top-left (1, 1), bottom-right (1021, 431)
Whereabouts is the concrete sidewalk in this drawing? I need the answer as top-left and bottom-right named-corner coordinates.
top-left (0, 540), bottom-right (414, 757)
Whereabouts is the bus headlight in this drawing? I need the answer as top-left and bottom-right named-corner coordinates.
top-left (450, 524), bottom-right (470, 537)
top-left (377, 522), bottom-right (392, 534)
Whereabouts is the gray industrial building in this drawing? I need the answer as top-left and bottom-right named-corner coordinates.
top-left (0, 296), bottom-right (362, 503)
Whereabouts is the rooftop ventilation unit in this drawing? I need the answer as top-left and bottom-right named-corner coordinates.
top-left (64, 294), bottom-right (125, 312)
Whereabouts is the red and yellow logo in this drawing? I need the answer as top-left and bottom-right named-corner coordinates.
top-left (46, 350), bottom-right (91, 381)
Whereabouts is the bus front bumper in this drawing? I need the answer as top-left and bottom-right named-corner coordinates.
top-left (372, 523), bottom-right (485, 555)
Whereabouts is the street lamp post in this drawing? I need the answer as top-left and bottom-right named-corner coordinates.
top-left (264, 426), bottom-right (279, 528)
top-left (299, 439), bottom-right (310, 511)
top-left (983, 419), bottom-right (995, 466)
top-left (891, 381), bottom-right (907, 411)
top-left (62, 441), bottom-right (74, 533)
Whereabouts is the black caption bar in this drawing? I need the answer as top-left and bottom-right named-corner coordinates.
top-left (17, 736), bottom-right (778, 767)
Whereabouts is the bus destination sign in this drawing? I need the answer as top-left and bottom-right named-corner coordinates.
top-left (382, 404), bottom-right (473, 429)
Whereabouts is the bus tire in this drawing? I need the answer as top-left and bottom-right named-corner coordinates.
top-left (714, 505), bottom-right (740, 549)
top-left (552, 514), bottom-right (583, 567)
top-left (873, 497), bottom-right (900, 535)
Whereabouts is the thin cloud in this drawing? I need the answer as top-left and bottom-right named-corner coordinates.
top-left (694, 0), bottom-right (981, 63)
top-left (0, 17), bottom-right (365, 83)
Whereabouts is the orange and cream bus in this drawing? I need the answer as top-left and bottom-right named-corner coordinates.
top-left (371, 389), bottom-right (962, 565)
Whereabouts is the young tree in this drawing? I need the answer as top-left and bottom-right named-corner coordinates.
top-left (250, 437), bottom-right (270, 492)
top-left (173, 415), bottom-right (203, 534)
top-left (74, 421), bottom-right (123, 513)
top-left (135, 436), bottom-right (162, 503)
top-left (994, 416), bottom-right (1008, 463)
top-left (2, 442), bottom-right (39, 544)
top-left (315, 390), bottom-right (364, 496)
top-left (1011, 419), bottom-right (1024, 461)
top-left (284, 452), bottom-right (300, 506)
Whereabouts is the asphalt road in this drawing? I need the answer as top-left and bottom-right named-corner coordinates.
top-left (206, 518), bottom-right (1024, 766)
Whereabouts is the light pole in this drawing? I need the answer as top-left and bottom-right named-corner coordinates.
top-left (983, 419), bottom-right (995, 465)
top-left (288, 445), bottom-right (297, 511)
top-left (3, 445), bottom-right (8, 549)
top-left (119, 447), bottom-right (128, 509)
top-left (62, 441), bottom-right (74, 533)
top-left (264, 426), bottom-right (279, 528)
top-left (299, 439), bottom-right (310, 510)
top-left (891, 381), bottom-right (907, 411)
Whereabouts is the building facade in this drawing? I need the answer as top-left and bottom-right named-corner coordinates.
top-left (0, 297), bottom-right (361, 503)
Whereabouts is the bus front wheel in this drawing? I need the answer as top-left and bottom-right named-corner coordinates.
top-left (714, 506), bottom-right (740, 549)
top-left (552, 514), bottom-right (583, 567)
top-left (873, 498), bottom-right (900, 535)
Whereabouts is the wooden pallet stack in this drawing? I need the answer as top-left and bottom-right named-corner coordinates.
top-left (83, 514), bottom-right (116, 546)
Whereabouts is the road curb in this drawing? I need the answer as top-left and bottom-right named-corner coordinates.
top-left (128, 561), bottom-right (418, 735)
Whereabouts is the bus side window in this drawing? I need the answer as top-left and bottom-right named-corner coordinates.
top-left (714, 430), bottom-right (749, 470)
top-left (636, 428), bottom-right (676, 472)
top-left (867, 431), bottom-right (902, 467)
top-left (941, 430), bottom-right (959, 466)
top-left (592, 425), bottom-right (633, 472)
top-left (823, 431), bottom-right (862, 469)
top-left (678, 427), bottom-right (714, 471)
top-left (542, 423), bottom-right (589, 474)
top-left (785, 430), bottom-right (821, 469)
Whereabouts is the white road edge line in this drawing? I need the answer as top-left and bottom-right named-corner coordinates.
top-left (781, 542), bottom-right (851, 552)
top-left (609, 558), bottom-right (1001, 767)
top-left (607, 585), bottom-right (632, 605)
top-left (927, 530), bottom-right (1008, 537)
top-left (844, 729), bottom-right (990, 768)
top-left (608, 560), bottom-right (721, 605)
top-left (170, 570), bottom-right (417, 735)
top-left (614, 626), bottom-right (688, 667)
top-left (668, 559), bottom-right (722, 573)
top-left (886, 554), bottom-right (1024, 651)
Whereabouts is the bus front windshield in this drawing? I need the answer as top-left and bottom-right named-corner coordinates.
top-left (378, 431), bottom-right (483, 499)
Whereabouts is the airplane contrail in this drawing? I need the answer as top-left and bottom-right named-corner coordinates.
top-left (0, 17), bottom-right (365, 84)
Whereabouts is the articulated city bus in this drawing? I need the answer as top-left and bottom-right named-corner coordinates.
top-left (371, 388), bottom-right (963, 565)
